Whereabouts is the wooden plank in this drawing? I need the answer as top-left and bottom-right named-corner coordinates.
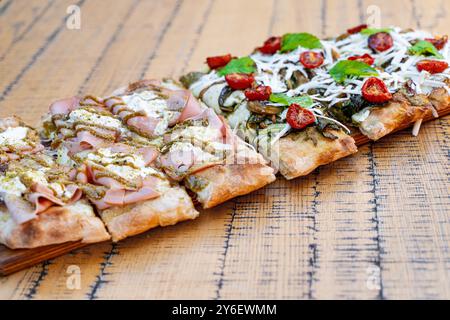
top-left (0, 0), bottom-right (54, 60)
top-left (0, 0), bottom-right (449, 300)
top-left (0, 0), bottom-right (82, 104)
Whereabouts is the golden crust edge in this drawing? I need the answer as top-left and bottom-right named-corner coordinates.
top-left (0, 201), bottom-right (110, 249)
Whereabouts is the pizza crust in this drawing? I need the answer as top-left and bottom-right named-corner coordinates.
top-left (271, 127), bottom-right (357, 180)
top-left (187, 162), bottom-right (276, 209)
top-left (429, 87), bottom-right (450, 112)
top-left (0, 200), bottom-right (110, 249)
top-left (99, 185), bottom-right (199, 242)
top-left (358, 92), bottom-right (432, 141)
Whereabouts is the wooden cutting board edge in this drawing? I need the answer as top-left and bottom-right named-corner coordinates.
top-left (1, 106), bottom-right (449, 276)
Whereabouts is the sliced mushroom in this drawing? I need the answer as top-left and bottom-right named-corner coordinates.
top-left (179, 72), bottom-right (206, 88)
top-left (247, 101), bottom-right (283, 116)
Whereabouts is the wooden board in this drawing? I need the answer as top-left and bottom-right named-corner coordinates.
top-left (0, 0), bottom-right (449, 299)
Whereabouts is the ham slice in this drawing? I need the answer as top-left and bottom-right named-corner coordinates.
top-left (74, 146), bottom-right (162, 210)
top-left (3, 182), bottom-right (83, 224)
top-left (104, 82), bottom-right (204, 137)
top-left (49, 97), bottom-right (81, 115)
top-left (177, 91), bottom-right (205, 122)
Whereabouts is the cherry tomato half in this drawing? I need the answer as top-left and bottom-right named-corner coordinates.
top-left (425, 35), bottom-right (448, 50)
top-left (361, 77), bottom-right (392, 104)
top-left (416, 60), bottom-right (449, 74)
top-left (259, 36), bottom-right (281, 55)
top-left (206, 54), bottom-right (232, 69)
top-left (300, 51), bottom-right (324, 69)
top-left (348, 53), bottom-right (375, 65)
top-left (225, 73), bottom-right (255, 90)
top-left (368, 32), bottom-right (394, 52)
top-left (347, 24), bottom-right (368, 35)
top-left (286, 104), bottom-right (316, 130)
top-left (244, 85), bottom-right (272, 101)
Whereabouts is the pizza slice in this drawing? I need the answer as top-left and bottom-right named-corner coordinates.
top-left (181, 41), bottom-right (358, 180)
top-left (326, 27), bottom-right (449, 140)
top-left (181, 27), bottom-right (449, 180)
top-left (42, 97), bottom-right (199, 242)
top-left (101, 80), bottom-right (276, 208)
top-left (0, 117), bottom-right (110, 249)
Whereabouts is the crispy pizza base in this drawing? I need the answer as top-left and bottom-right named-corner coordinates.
top-left (0, 200), bottom-right (110, 249)
top-left (359, 89), bottom-right (449, 141)
top-left (187, 162), bottom-right (276, 209)
top-left (267, 127), bottom-right (358, 180)
top-left (99, 186), bottom-right (199, 242)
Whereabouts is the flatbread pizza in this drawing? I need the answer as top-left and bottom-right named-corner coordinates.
top-left (101, 79), bottom-right (276, 208)
top-left (42, 97), bottom-right (199, 242)
top-left (181, 26), bottom-right (449, 179)
top-left (0, 117), bottom-right (110, 249)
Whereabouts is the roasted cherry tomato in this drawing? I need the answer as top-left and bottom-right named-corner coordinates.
top-left (244, 85), bottom-right (272, 101)
top-left (425, 35), bottom-right (448, 50)
top-left (361, 77), bottom-right (392, 103)
top-left (259, 36), bottom-right (281, 55)
top-left (348, 53), bottom-right (375, 65)
top-left (286, 104), bottom-right (316, 130)
top-left (416, 60), bottom-right (449, 74)
top-left (300, 51), bottom-right (324, 69)
top-left (347, 24), bottom-right (368, 34)
top-left (368, 32), bottom-right (394, 52)
top-left (225, 73), bottom-right (255, 90)
top-left (206, 54), bottom-right (232, 69)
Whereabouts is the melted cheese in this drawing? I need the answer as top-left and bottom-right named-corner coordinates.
top-left (87, 147), bottom-right (165, 181)
top-left (0, 176), bottom-right (26, 196)
top-left (122, 91), bottom-right (180, 135)
top-left (0, 127), bottom-right (29, 147)
top-left (69, 109), bottom-right (123, 130)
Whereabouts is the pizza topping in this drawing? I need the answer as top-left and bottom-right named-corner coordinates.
top-left (361, 77), bottom-right (392, 103)
top-left (159, 110), bottom-right (231, 181)
top-left (0, 118), bottom-right (44, 163)
top-left (286, 103), bottom-right (316, 129)
top-left (361, 28), bottom-right (393, 36)
top-left (217, 57), bottom-right (256, 76)
top-left (258, 36), bottom-right (282, 54)
top-left (281, 33), bottom-right (322, 52)
top-left (409, 40), bottom-right (444, 58)
top-left (0, 156), bottom-right (83, 223)
top-left (368, 32), bottom-right (394, 52)
top-left (347, 24), bottom-right (368, 35)
top-left (206, 54), bottom-right (232, 69)
top-left (329, 60), bottom-right (378, 83)
top-left (348, 53), bottom-right (375, 65)
top-left (245, 85), bottom-right (272, 101)
top-left (246, 101), bottom-right (282, 115)
top-left (225, 73), bottom-right (255, 90)
top-left (425, 35), bottom-right (448, 50)
top-left (73, 146), bottom-right (166, 209)
top-left (300, 51), bottom-right (324, 69)
top-left (416, 60), bottom-right (449, 74)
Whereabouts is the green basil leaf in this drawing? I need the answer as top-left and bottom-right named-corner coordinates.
top-left (281, 33), bottom-right (322, 52)
top-left (329, 60), bottom-right (378, 83)
top-left (409, 40), bottom-right (444, 59)
top-left (217, 57), bottom-right (256, 76)
top-left (360, 28), bottom-right (393, 36)
top-left (269, 93), bottom-right (314, 107)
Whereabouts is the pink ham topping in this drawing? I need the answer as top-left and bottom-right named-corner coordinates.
top-left (0, 117), bottom-right (45, 163)
top-left (4, 182), bottom-right (83, 224)
top-left (103, 81), bottom-right (205, 137)
top-left (75, 145), bottom-right (161, 210)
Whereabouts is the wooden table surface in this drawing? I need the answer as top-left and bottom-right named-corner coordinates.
top-left (0, 0), bottom-right (449, 300)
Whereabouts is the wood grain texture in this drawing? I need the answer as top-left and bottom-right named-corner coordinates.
top-left (0, 0), bottom-right (449, 300)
